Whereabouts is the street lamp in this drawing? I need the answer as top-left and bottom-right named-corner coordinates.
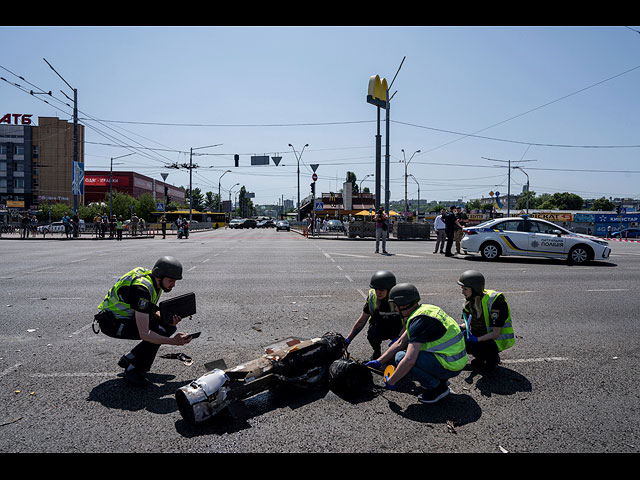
top-left (359, 173), bottom-right (374, 193)
top-left (401, 149), bottom-right (420, 215)
top-left (513, 166), bottom-right (530, 213)
top-left (409, 173), bottom-right (421, 219)
top-left (189, 143), bottom-right (222, 223)
top-left (288, 143), bottom-right (308, 222)
top-left (110, 152), bottom-right (134, 218)
top-left (218, 169), bottom-right (232, 212)
top-left (229, 183), bottom-right (240, 217)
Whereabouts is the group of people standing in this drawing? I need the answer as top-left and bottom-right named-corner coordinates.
top-left (433, 206), bottom-right (468, 256)
top-left (93, 214), bottom-right (125, 240)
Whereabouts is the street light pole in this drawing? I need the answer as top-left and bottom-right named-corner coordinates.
top-left (110, 153), bottom-right (134, 219)
top-left (359, 173), bottom-right (374, 193)
top-left (401, 149), bottom-right (420, 216)
top-left (288, 143), bottom-right (308, 222)
top-left (218, 169), bottom-right (232, 212)
top-left (409, 173), bottom-right (420, 219)
top-left (188, 144), bottom-right (222, 223)
top-left (513, 166), bottom-right (530, 213)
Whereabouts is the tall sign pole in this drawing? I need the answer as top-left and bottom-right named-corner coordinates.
top-left (367, 75), bottom-right (388, 211)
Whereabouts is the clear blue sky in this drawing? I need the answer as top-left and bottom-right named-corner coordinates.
top-left (2, 26), bottom-right (639, 207)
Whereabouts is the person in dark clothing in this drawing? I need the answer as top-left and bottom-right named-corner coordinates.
top-left (345, 271), bottom-right (403, 359)
top-left (442, 206), bottom-right (458, 257)
top-left (366, 283), bottom-right (467, 403)
top-left (94, 256), bottom-right (192, 386)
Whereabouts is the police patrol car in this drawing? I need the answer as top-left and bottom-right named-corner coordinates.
top-left (461, 215), bottom-right (611, 264)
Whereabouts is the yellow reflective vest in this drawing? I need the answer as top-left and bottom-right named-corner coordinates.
top-left (406, 304), bottom-right (467, 372)
top-left (98, 267), bottom-right (160, 320)
top-left (463, 290), bottom-right (515, 352)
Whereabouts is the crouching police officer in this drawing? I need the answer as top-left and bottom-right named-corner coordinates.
top-left (457, 270), bottom-right (514, 371)
top-left (94, 256), bottom-right (192, 386)
top-left (345, 271), bottom-right (403, 360)
top-left (367, 283), bottom-right (467, 403)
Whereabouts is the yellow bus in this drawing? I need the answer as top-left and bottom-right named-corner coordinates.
top-left (152, 210), bottom-right (227, 228)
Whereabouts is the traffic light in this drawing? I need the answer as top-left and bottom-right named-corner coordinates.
top-left (310, 182), bottom-right (315, 196)
top-left (234, 154), bottom-right (239, 167)
top-left (616, 205), bottom-right (621, 214)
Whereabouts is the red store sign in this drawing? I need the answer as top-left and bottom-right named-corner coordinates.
top-left (0, 114), bottom-right (34, 125)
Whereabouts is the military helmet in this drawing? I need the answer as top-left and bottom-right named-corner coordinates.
top-left (389, 283), bottom-right (420, 307)
top-left (152, 256), bottom-right (183, 280)
top-left (369, 270), bottom-right (396, 291)
top-left (457, 270), bottom-right (485, 295)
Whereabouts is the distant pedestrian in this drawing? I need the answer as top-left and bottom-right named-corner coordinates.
top-left (161, 215), bottom-right (167, 239)
top-left (131, 213), bottom-right (139, 237)
top-left (607, 225), bottom-right (612, 238)
top-left (433, 208), bottom-right (446, 254)
top-left (374, 208), bottom-right (388, 254)
top-left (109, 215), bottom-right (116, 239)
top-left (116, 215), bottom-right (123, 241)
top-left (454, 206), bottom-right (468, 254)
top-left (442, 206), bottom-right (458, 257)
top-left (62, 213), bottom-right (72, 238)
top-left (21, 214), bottom-right (30, 239)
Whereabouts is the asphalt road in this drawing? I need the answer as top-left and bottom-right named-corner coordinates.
top-left (1, 228), bottom-right (638, 453)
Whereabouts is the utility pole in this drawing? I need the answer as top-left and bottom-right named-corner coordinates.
top-left (288, 143), bottom-right (308, 222)
top-left (482, 157), bottom-right (536, 217)
top-left (110, 153), bottom-right (134, 218)
top-left (402, 149), bottom-right (420, 216)
top-left (43, 58), bottom-right (80, 220)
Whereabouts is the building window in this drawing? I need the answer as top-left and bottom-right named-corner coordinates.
top-left (14, 145), bottom-right (25, 155)
top-left (14, 177), bottom-right (24, 188)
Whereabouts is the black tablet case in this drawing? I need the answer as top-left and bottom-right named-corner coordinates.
top-left (159, 292), bottom-right (196, 324)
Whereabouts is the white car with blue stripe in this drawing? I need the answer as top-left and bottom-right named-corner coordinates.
top-left (461, 215), bottom-right (611, 264)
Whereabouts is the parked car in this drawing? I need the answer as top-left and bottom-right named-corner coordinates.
top-left (37, 221), bottom-right (65, 234)
top-left (611, 228), bottom-right (640, 239)
top-left (229, 219), bottom-right (244, 229)
top-left (257, 219), bottom-right (275, 228)
top-left (241, 219), bottom-right (257, 229)
top-left (276, 220), bottom-right (290, 231)
top-left (326, 219), bottom-right (344, 232)
top-left (461, 215), bottom-right (611, 265)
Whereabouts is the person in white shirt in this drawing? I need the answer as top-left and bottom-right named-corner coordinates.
top-left (433, 209), bottom-right (447, 254)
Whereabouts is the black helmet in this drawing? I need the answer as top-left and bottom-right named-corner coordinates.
top-left (389, 283), bottom-right (420, 307)
top-left (457, 270), bottom-right (485, 295)
top-left (152, 256), bottom-right (183, 280)
top-left (369, 270), bottom-right (396, 290)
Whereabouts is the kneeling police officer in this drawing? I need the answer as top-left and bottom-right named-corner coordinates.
top-left (94, 256), bottom-right (192, 386)
top-left (367, 283), bottom-right (467, 403)
top-left (457, 270), bottom-right (514, 370)
top-left (345, 271), bottom-right (403, 360)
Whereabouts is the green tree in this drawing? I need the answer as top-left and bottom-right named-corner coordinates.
top-left (591, 197), bottom-right (615, 211)
top-left (135, 193), bottom-right (156, 221)
top-left (204, 191), bottom-right (220, 211)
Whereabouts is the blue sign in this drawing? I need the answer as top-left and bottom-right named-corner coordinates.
top-left (315, 202), bottom-right (324, 210)
top-left (156, 202), bottom-right (165, 211)
top-left (594, 213), bottom-right (640, 223)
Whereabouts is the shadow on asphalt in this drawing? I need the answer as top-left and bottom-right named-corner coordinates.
top-left (461, 255), bottom-right (617, 267)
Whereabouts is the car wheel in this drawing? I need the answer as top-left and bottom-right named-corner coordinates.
top-left (480, 241), bottom-right (501, 260)
top-left (568, 245), bottom-right (591, 264)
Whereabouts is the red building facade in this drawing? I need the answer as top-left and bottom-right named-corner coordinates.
top-left (84, 171), bottom-right (185, 205)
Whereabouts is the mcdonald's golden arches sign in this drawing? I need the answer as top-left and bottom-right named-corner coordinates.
top-left (367, 75), bottom-right (388, 108)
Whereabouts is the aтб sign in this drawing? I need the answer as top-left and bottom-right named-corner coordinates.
top-left (0, 114), bottom-right (33, 125)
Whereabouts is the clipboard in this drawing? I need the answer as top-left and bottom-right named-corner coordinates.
top-left (159, 292), bottom-right (196, 324)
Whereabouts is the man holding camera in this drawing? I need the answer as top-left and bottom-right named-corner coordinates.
top-left (94, 256), bottom-right (192, 386)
